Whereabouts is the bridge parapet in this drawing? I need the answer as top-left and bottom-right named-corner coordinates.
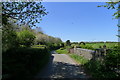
top-left (68, 46), bottom-right (111, 60)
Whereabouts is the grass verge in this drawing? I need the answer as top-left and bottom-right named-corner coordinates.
top-left (69, 54), bottom-right (88, 65)
top-left (56, 48), bottom-right (68, 54)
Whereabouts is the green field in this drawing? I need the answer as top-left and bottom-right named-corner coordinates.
top-left (85, 42), bottom-right (118, 49)
top-left (71, 42), bottom-right (118, 50)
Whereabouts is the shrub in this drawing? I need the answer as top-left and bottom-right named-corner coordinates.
top-left (17, 30), bottom-right (35, 47)
top-left (2, 23), bottom-right (19, 52)
top-left (84, 47), bottom-right (120, 78)
top-left (104, 49), bottom-right (120, 73)
top-left (2, 47), bottom-right (50, 79)
top-left (66, 40), bottom-right (71, 46)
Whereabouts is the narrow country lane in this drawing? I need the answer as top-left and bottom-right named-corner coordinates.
top-left (35, 51), bottom-right (89, 79)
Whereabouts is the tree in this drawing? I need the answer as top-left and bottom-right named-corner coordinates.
top-left (17, 29), bottom-right (35, 47)
top-left (98, 1), bottom-right (120, 19)
top-left (98, 1), bottom-right (120, 45)
top-left (35, 31), bottom-right (62, 45)
top-left (2, 2), bottom-right (48, 27)
top-left (2, 20), bottom-right (19, 52)
top-left (66, 40), bottom-right (71, 46)
top-left (2, 2), bottom-right (48, 50)
top-left (60, 43), bottom-right (65, 47)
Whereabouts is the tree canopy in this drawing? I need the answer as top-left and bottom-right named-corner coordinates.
top-left (2, 2), bottom-right (48, 27)
top-left (98, 1), bottom-right (120, 19)
top-left (66, 40), bottom-right (71, 46)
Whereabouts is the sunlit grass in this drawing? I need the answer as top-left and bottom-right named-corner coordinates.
top-left (56, 49), bottom-right (68, 54)
top-left (86, 42), bottom-right (118, 49)
top-left (69, 54), bottom-right (88, 65)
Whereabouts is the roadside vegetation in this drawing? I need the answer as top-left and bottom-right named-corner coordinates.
top-left (55, 40), bottom-right (120, 78)
top-left (84, 47), bottom-right (120, 78)
top-left (3, 47), bottom-right (50, 79)
top-left (2, 2), bottom-right (120, 79)
top-left (2, 2), bottom-right (62, 79)
top-left (56, 48), bottom-right (68, 54)
top-left (69, 54), bottom-right (88, 65)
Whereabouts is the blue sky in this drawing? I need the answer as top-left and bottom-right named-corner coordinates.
top-left (36, 2), bottom-right (118, 42)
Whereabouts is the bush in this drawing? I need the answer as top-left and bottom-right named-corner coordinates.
top-left (84, 47), bottom-right (120, 78)
top-left (84, 60), bottom-right (119, 78)
top-left (104, 48), bottom-right (120, 74)
top-left (2, 47), bottom-right (50, 79)
top-left (47, 43), bottom-right (61, 50)
top-left (2, 23), bottom-right (19, 52)
top-left (17, 30), bottom-right (35, 47)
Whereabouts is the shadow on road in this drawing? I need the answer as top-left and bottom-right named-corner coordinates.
top-left (35, 52), bottom-right (88, 79)
top-left (50, 61), bottom-right (87, 78)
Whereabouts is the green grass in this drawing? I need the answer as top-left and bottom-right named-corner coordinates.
top-left (86, 42), bottom-right (118, 49)
top-left (56, 48), bottom-right (68, 54)
top-left (72, 42), bottom-right (118, 50)
top-left (69, 54), bottom-right (88, 65)
top-left (71, 42), bottom-right (118, 50)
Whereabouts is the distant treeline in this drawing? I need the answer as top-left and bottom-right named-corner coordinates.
top-left (70, 41), bottom-right (118, 44)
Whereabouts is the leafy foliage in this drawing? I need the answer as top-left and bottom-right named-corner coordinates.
top-left (98, 1), bottom-right (120, 19)
top-left (2, 2), bottom-right (63, 79)
top-left (35, 32), bottom-right (62, 45)
top-left (3, 47), bottom-right (50, 79)
top-left (104, 47), bottom-right (120, 72)
top-left (84, 46), bottom-right (120, 78)
top-left (17, 29), bottom-right (35, 47)
top-left (2, 2), bottom-right (48, 27)
top-left (2, 22), bottom-right (19, 52)
top-left (66, 40), bottom-right (71, 46)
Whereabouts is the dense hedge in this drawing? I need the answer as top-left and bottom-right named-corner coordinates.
top-left (84, 46), bottom-right (120, 78)
top-left (2, 47), bottom-right (50, 79)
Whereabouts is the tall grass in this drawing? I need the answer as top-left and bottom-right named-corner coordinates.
top-left (69, 54), bottom-right (88, 65)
